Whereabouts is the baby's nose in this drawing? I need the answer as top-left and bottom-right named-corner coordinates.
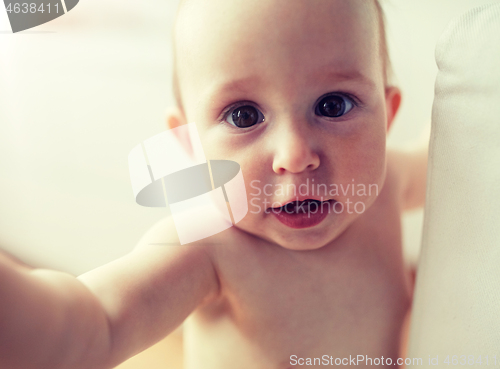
top-left (271, 121), bottom-right (320, 174)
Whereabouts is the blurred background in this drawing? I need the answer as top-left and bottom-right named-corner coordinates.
top-left (1, 0), bottom-right (499, 367)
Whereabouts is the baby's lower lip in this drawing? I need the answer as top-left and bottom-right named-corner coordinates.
top-left (269, 199), bottom-right (335, 229)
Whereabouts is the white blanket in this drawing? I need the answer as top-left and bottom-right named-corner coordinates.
top-left (408, 3), bottom-right (500, 364)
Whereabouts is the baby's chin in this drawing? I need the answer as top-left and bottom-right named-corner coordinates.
top-left (271, 225), bottom-right (351, 251)
top-left (276, 240), bottom-right (331, 251)
top-left (239, 216), bottom-right (353, 252)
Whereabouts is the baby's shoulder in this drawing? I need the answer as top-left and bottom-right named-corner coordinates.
top-left (376, 150), bottom-right (406, 210)
top-left (384, 147), bottom-right (428, 211)
top-left (134, 216), bottom-right (180, 248)
top-left (132, 215), bottom-right (251, 268)
top-left (388, 149), bottom-right (405, 184)
top-left (132, 216), bottom-right (219, 272)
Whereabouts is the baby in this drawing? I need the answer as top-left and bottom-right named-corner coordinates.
top-left (0, 0), bottom-right (428, 368)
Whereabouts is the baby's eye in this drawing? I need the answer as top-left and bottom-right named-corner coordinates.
top-left (315, 94), bottom-right (354, 118)
top-left (225, 105), bottom-right (265, 128)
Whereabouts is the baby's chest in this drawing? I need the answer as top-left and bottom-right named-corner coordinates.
top-left (226, 252), bottom-right (402, 321)
top-left (203, 234), bottom-right (409, 354)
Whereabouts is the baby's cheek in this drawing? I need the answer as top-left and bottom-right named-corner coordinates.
top-left (361, 152), bottom-right (386, 192)
top-left (342, 141), bottom-right (385, 202)
top-left (347, 137), bottom-right (384, 176)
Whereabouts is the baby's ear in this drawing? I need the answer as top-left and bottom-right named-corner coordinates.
top-left (165, 106), bottom-right (187, 130)
top-left (385, 86), bottom-right (402, 132)
top-left (165, 106), bottom-right (194, 157)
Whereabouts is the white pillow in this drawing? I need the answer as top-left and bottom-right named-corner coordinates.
top-left (408, 3), bottom-right (500, 362)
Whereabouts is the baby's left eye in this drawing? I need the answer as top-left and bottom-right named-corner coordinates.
top-left (315, 94), bottom-right (354, 118)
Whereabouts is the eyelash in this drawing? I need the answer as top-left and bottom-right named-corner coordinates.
top-left (314, 92), bottom-right (358, 117)
top-left (219, 92), bottom-right (359, 127)
top-left (219, 102), bottom-right (265, 127)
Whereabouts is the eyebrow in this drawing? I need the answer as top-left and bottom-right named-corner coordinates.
top-left (201, 76), bottom-right (261, 115)
top-left (315, 68), bottom-right (377, 90)
top-left (206, 76), bottom-right (260, 97)
top-left (203, 68), bottom-right (376, 110)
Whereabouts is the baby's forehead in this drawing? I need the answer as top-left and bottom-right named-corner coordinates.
top-left (173, 0), bottom-right (383, 113)
top-left (174, 0), bottom-right (379, 50)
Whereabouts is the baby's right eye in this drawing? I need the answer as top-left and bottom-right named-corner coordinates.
top-left (224, 105), bottom-right (265, 128)
top-left (315, 94), bottom-right (355, 118)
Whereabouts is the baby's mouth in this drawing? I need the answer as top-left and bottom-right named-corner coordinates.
top-left (271, 199), bottom-right (334, 214)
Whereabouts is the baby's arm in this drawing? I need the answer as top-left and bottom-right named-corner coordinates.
top-left (388, 126), bottom-right (430, 210)
top-left (0, 250), bottom-right (113, 369)
top-left (0, 217), bottom-right (219, 369)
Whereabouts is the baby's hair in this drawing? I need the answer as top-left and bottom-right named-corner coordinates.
top-left (172, 0), bottom-right (392, 113)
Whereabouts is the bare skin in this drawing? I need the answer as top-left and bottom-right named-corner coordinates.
top-left (143, 159), bottom-right (414, 369)
top-left (0, 0), bottom-right (428, 368)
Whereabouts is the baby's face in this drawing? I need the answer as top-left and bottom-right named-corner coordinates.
top-left (174, 0), bottom-right (395, 250)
